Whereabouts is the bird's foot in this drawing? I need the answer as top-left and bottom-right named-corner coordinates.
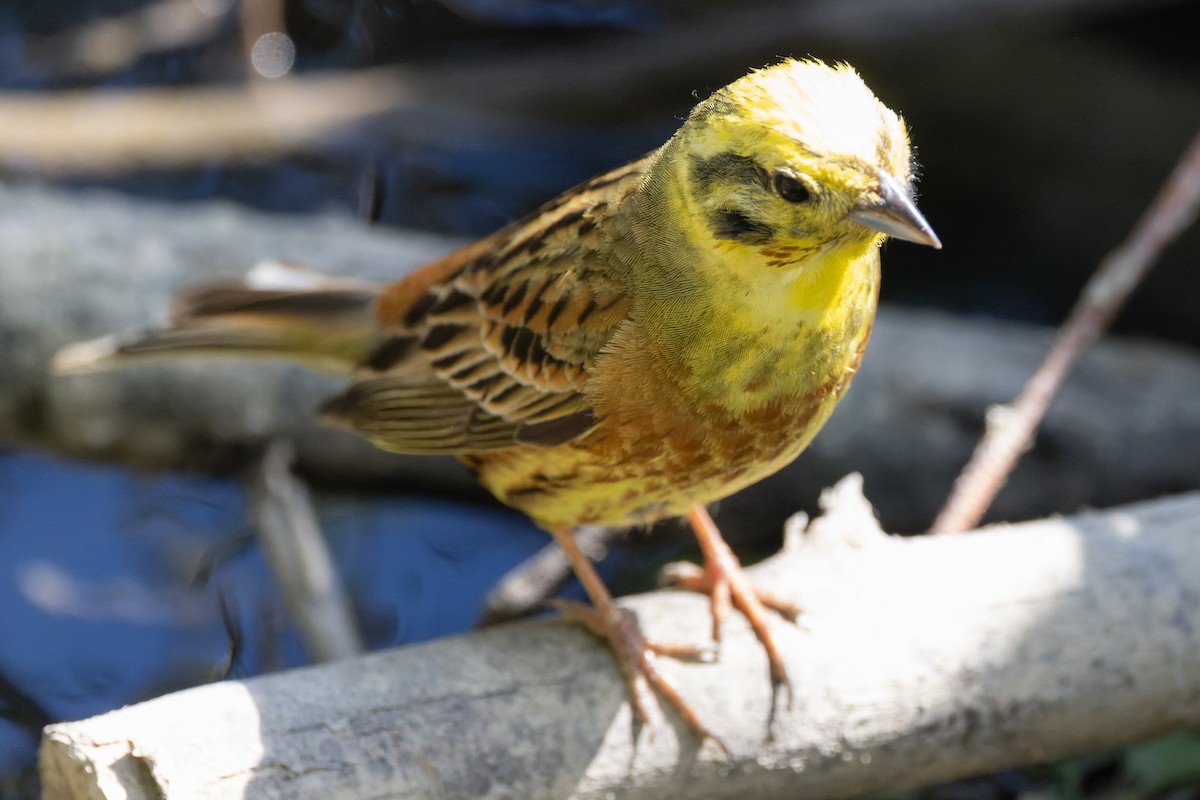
top-left (547, 525), bottom-right (730, 752)
top-left (550, 598), bottom-right (728, 753)
top-left (661, 506), bottom-right (801, 703)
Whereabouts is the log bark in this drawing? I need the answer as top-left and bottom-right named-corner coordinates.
top-left (4, 183), bottom-right (1199, 529)
top-left (39, 477), bottom-right (1200, 799)
top-left (0, 182), bottom-right (474, 494)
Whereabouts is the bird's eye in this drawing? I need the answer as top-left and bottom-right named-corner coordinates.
top-left (772, 170), bottom-right (811, 204)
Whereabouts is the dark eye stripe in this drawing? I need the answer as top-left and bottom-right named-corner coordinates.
top-left (710, 210), bottom-right (774, 244)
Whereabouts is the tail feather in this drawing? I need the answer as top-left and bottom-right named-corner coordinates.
top-left (54, 262), bottom-right (381, 375)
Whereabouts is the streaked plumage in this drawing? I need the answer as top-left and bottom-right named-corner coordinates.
top-left (56, 59), bottom-right (939, 745)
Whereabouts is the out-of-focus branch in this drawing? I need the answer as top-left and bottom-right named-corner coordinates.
top-left (480, 524), bottom-right (616, 625)
top-left (3, 184), bottom-right (1199, 529)
top-left (931, 126), bottom-right (1200, 534)
top-left (24, 0), bottom-right (229, 81)
top-left (0, 0), bottom-right (1174, 173)
top-left (0, 69), bottom-right (408, 172)
top-left (245, 439), bottom-right (363, 663)
top-left (239, 0), bottom-right (291, 80)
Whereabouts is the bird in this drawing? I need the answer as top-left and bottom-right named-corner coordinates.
top-left (55, 58), bottom-right (939, 746)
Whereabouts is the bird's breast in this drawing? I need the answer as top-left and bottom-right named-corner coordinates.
top-left (472, 248), bottom-right (881, 530)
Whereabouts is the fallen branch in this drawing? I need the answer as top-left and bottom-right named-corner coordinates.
top-left (4, 183), bottom-right (1200, 530)
top-left (481, 524), bottom-right (616, 626)
top-left (245, 439), bottom-right (364, 663)
top-left (39, 477), bottom-right (1200, 799)
top-left (0, 182), bottom-right (470, 493)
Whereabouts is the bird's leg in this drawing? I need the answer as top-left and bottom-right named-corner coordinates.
top-left (662, 506), bottom-right (800, 699)
top-left (547, 526), bottom-right (726, 750)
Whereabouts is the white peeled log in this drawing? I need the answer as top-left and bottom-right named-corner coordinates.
top-left (39, 477), bottom-right (1200, 800)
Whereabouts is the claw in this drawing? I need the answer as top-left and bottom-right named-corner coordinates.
top-left (667, 506), bottom-right (801, 702)
top-left (548, 528), bottom-right (730, 753)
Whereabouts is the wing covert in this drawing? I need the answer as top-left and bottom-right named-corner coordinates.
top-left (322, 154), bottom-right (655, 454)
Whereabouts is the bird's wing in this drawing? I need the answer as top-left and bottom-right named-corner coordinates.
top-left (321, 154), bottom-right (655, 454)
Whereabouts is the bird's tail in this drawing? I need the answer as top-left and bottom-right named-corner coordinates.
top-left (53, 261), bottom-right (381, 375)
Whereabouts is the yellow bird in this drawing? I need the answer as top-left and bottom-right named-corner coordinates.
top-left (56, 58), bottom-right (939, 744)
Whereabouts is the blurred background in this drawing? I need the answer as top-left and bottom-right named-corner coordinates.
top-left (1, 0), bottom-right (1199, 797)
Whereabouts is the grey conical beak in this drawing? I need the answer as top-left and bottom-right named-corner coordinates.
top-left (848, 169), bottom-right (941, 249)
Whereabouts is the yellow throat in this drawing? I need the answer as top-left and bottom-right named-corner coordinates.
top-left (621, 60), bottom-right (937, 412)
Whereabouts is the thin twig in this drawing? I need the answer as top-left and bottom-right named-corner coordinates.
top-left (930, 127), bottom-right (1200, 534)
top-left (239, 0), bottom-right (290, 80)
top-left (245, 439), bottom-right (364, 661)
top-left (479, 524), bottom-right (617, 626)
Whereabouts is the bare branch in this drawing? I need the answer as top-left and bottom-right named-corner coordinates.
top-left (239, 0), bottom-right (290, 81)
top-left (931, 126), bottom-right (1200, 534)
top-left (480, 524), bottom-right (617, 626)
top-left (245, 439), bottom-right (363, 663)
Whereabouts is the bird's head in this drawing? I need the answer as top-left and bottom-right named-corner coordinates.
top-left (670, 58), bottom-right (940, 263)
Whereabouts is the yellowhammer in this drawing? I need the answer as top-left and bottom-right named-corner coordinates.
top-left (57, 58), bottom-right (939, 745)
